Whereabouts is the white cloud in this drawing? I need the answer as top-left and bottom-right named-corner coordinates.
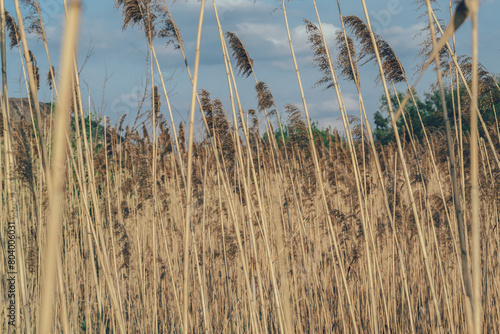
top-left (292, 22), bottom-right (340, 53)
top-left (233, 21), bottom-right (340, 61)
top-left (44, 25), bottom-right (62, 41)
top-left (216, 0), bottom-right (268, 12)
top-left (314, 117), bottom-right (345, 132)
top-left (271, 60), bottom-right (294, 71)
top-left (234, 22), bottom-right (287, 49)
top-left (379, 23), bottom-right (426, 50)
top-left (309, 93), bottom-right (359, 115)
top-left (175, 0), bottom-right (272, 18)
top-left (339, 93), bottom-right (359, 111)
top-left (110, 91), bottom-right (143, 115)
top-left (153, 41), bottom-right (181, 56)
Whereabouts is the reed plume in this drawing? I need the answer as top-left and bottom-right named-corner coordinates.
top-left (158, 120), bottom-right (173, 164)
top-left (25, 10), bottom-right (43, 40)
top-left (116, 0), bottom-right (145, 29)
top-left (343, 15), bottom-right (405, 83)
top-left (376, 37), bottom-right (405, 83)
top-left (457, 55), bottom-right (495, 88)
top-left (304, 19), bottom-right (333, 89)
top-left (152, 84), bottom-right (160, 120)
top-left (334, 30), bottom-right (359, 84)
top-left (415, 14), bottom-right (448, 74)
top-left (255, 81), bottom-right (276, 116)
top-left (0, 108), bottom-right (3, 136)
top-left (5, 10), bottom-right (20, 48)
top-left (157, 11), bottom-right (181, 49)
top-left (454, 55), bottom-right (499, 115)
top-left (13, 120), bottom-right (34, 187)
top-left (349, 115), bottom-right (368, 143)
top-left (285, 103), bottom-right (309, 151)
top-left (16, 0), bottom-right (44, 41)
top-left (213, 99), bottom-right (233, 160)
top-left (47, 66), bottom-right (55, 90)
top-left (115, 221), bottom-right (132, 272)
top-left (198, 88), bottom-right (234, 162)
top-left (225, 31), bottom-right (254, 78)
top-left (115, 0), bottom-right (156, 42)
top-left (199, 88), bottom-right (214, 136)
top-left (342, 16), bottom-right (374, 64)
top-left (178, 121), bottom-right (186, 153)
top-left (28, 49), bottom-right (40, 90)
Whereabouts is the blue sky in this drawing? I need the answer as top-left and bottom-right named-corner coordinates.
top-left (5, 0), bottom-right (500, 137)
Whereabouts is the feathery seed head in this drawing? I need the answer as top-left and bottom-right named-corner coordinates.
top-left (5, 11), bottom-right (20, 49)
top-left (29, 50), bottom-right (40, 90)
top-left (304, 19), bottom-right (333, 90)
top-left (256, 81), bottom-right (276, 116)
top-left (335, 31), bottom-right (359, 85)
top-left (226, 31), bottom-right (254, 78)
top-left (47, 66), bottom-right (55, 90)
top-left (158, 13), bottom-right (181, 49)
top-left (343, 15), bottom-right (405, 83)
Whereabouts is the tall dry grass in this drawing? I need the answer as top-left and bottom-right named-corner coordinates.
top-left (1, 0), bottom-right (499, 333)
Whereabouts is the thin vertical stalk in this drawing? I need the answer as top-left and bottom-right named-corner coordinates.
top-left (31, 0), bottom-right (60, 100)
top-left (428, 10), bottom-right (500, 170)
top-left (183, 1), bottom-right (205, 333)
top-left (1, 2), bottom-right (33, 331)
top-left (212, 6), bottom-right (263, 331)
top-left (467, 1), bottom-right (482, 333)
top-left (281, 0), bottom-right (359, 331)
top-left (214, 6), bottom-right (288, 331)
top-left (359, 0), bottom-right (443, 330)
top-left (335, 4), bottom-right (415, 330)
top-left (13, 0), bottom-right (49, 177)
top-left (424, 1), bottom-right (474, 331)
top-left (39, 1), bottom-right (81, 332)
top-left (151, 56), bottom-right (158, 333)
top-left (309, 2), bottom-right (378, 332)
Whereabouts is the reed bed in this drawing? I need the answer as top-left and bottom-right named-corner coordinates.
top-left (1, 0), bottom-right (499, 332)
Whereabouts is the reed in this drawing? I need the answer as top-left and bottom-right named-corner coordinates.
top-left (0, 0), bottom-right (498, 332)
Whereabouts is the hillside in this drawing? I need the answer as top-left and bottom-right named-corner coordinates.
top-left (8, 97), bottom-right (52, 121)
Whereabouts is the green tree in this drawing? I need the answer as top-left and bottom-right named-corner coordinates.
top-left (374, 79), bottom-right (500, 144)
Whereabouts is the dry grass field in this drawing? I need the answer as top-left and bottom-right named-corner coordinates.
top-left (1, 0), bottom-right (500, 333)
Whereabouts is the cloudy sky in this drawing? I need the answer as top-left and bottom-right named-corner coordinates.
top-left (4, 0), bottom-right (500, 136)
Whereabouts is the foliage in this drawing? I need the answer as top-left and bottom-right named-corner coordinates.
top-left (264, 119), bottom-right (342, 149)
top-left (69, 110), bottom-right (105, 153)
top-left (374, 79), bottom-right (500, 144)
